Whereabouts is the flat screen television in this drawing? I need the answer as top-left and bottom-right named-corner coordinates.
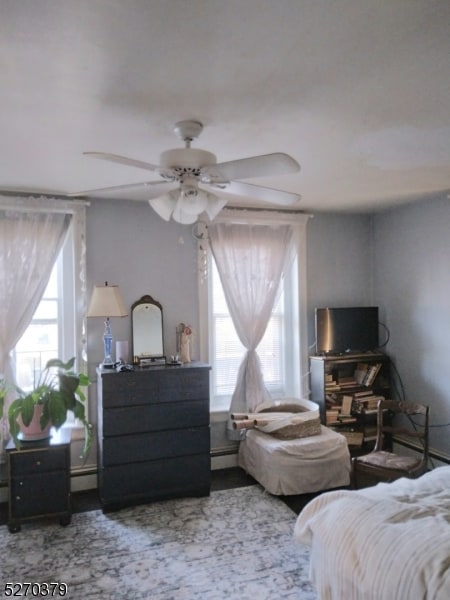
top-left (315, 306), bottom-right (379, 354)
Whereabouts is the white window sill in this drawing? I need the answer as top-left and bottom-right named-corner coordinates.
top-left (210, 409), bottom-right (230, 423)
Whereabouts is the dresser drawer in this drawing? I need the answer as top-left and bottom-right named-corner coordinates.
top-left (157, 369), bottom-right (210, 400)
top-left (101, 373), bottom-right (159, 406)
top-left (9, 447), bottom-right (69, 475)
top-left (100, 453), bottom-right (211, 505)
top-left (103, 399), bottom-right (209, 435)
top-left (100, 367), bottom-right (210, 407)
top-left (103, 426), bottom-right (210, 465)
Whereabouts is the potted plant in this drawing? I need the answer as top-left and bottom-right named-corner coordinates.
top-left (6, 357), bottom-right (92, 458)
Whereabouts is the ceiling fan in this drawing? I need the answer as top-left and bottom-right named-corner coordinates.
top-left (69, 120), bottom-right (301, 224)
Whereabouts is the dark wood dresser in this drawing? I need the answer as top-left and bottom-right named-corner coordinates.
top-left (96, 362), bottom-right (211, 510)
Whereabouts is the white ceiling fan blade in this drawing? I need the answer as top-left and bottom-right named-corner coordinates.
top-left (201, 153), bottom-right (300, 183)
top-left (84, 151), bottom-right (160, 172)
top-left (68, 180), bottom-right (174, 198)
top-left (83, 151), bottom-right (175, 178)
top-left (219, 180), bottom-right (301, 206)
top-left (149, 192), bottom-right (178, 221)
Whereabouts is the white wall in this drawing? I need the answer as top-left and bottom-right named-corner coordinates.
top-left (372, 194), bottom-right (450, 458)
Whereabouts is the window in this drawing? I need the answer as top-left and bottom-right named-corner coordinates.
top-left (12, 223), bottom-right (79, 392)
top-left (209, 252), bottom-right (300, 412)
top-left (14, 261), bottom-right (59, 391)
top-left (10, 203), bottom-right (87, 426)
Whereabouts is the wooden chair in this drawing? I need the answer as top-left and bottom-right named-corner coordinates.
top-left (352, 399), bottom-right (429, 489)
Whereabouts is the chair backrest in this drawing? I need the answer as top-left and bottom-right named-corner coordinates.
top-left (374, 399), bottom-right (429, 459)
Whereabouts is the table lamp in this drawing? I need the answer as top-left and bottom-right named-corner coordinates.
top-left (87, 281), bottom-right (128, 368)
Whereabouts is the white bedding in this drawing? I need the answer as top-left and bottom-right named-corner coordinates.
top-left (294, 466), bottom-right (450, 600)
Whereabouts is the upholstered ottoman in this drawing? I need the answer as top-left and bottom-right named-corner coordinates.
top-left (238, 425), bottom-right (351, 495)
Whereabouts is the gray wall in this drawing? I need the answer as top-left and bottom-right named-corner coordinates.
top-left (86, 198), bottom-right (201, 370)
top-left (85, 198), bottom-right (201, 434)
top-left (372, 194), bottom-right (450, 458)
top-left (85, 196), bottom-right (450, 460)
top-left (305, 213), bottom-right (374, 351)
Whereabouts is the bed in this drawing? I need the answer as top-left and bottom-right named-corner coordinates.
top-left (294, 466), bottom-right (450, 599)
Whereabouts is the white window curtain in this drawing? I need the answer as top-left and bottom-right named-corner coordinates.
top-left (0, 195), bottom-right (88, 454)
top-left (208, 221), bottom-right (293, 439)
top-left (0, 203), bottom-right (71, 380)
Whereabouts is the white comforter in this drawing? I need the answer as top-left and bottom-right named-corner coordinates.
top-left (294, 466), bottom-right (450, 600)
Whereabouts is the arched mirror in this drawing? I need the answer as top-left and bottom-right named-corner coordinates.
top-left (131, 295), bottom-right (164, 360)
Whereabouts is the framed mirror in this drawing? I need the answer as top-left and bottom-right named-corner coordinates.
top-left (131, 295), bottom-right (164, 361)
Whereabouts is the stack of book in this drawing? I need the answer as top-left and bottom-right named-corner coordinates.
top-left (353, 393), bottom-right (385, 413)
top-left (326, 408), bottom-right (340, 424)
top-left (354, 362), bottom-right (382, 387)
top-left (325, 373), bottom-right (341, 392)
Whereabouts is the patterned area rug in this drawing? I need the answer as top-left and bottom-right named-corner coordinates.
top-left (1, 485), bottom-right (316, 599)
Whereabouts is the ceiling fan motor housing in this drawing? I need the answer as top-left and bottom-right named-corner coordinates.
top-left (160, 148), bottom-right (217, 173)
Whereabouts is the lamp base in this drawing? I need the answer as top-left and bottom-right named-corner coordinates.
top-left (100, 362), bottom-right (115, 370)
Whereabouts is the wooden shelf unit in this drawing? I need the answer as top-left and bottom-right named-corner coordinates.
top-left (310, 353), bottom-right (391, 449)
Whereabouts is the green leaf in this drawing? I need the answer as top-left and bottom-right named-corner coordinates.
top-left (72, 401), bottom-right (85, 421)
top-left (76, 387), bottom-right (86, 403)
top-left (44, 358), bottom-right (66, 370)
top-left (40, 402), bottom-right (51, 430)
top-left (8, 398), bottom-right (22, 418)
top-left (48, 392), bottom-right (67, 428)
top-left (78, 373), bottom-right (89, 387)
top-left (21, 395), bottom-right (36, 426)
top-left (8, 417), bottom-right (21, 449)
top-left (59, 373), bottom-right (79, 394)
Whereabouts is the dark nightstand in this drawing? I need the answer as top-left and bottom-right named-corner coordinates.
top-left (6, 428), bottom-right (72, 533)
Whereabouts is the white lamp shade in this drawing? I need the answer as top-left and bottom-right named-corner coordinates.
top-left (149, 192), bottom-right (177, 221)
top-left (87, 284), bottom-right (128, 318)
top-left (205, 194), bottom-right (228, 220)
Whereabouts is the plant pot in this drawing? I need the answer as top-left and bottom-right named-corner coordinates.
top-left (17, 404), bottom-right (52, 441)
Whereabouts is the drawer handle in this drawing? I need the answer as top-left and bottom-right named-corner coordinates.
top-left (35, 460), bottom-right (41, 466)
top-left (16, 496), bottom-right (21, 501)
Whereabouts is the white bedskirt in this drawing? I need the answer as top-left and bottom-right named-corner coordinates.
top-left (238, 425), bottom-right (351, 495)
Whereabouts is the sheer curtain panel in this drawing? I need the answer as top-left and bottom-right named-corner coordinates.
top-left (0, 197), bottom-right (72, 453)
top-left (208, 222), bottom-right (293, 439)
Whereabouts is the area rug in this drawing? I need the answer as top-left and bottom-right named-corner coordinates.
top-left (1, 485), bottom-right (316, 599)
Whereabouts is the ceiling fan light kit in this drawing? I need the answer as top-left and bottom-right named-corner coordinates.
top-left (74, 119), bottom-right (301, 224)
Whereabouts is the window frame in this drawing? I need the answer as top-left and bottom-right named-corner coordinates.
top-left (197, 208), bottom-right (310, 417)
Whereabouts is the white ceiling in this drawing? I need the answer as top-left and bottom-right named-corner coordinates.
top-left (1, 0), bottom-right (449, 214)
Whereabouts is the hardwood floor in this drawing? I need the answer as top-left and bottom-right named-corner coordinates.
top-left (0, 466), bottom-right (334, 526)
